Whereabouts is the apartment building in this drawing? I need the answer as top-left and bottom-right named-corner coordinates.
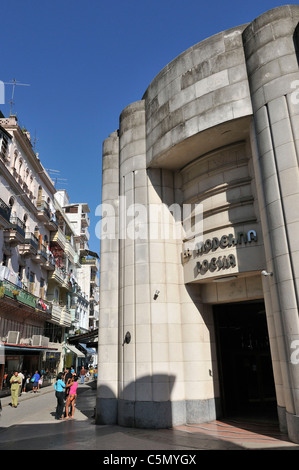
top-left (0, 114), bottom-right (62, 378)
top-left (55, 190), bottom-right (100, 332)
top-left (0, 115), bottom-right (99, 382)
top-left (54, 190), bottom-right (99, 364)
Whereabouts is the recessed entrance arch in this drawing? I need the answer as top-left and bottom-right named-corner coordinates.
top-left (214, 300), bottom-right (277, 421)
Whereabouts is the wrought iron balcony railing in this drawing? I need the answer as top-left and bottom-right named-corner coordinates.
top-left (0, 198), bottom-right (11, 222)
top-left (9, 217), bottom-right (26, 237)
top-left (0, 278), bottom-right (52, 314)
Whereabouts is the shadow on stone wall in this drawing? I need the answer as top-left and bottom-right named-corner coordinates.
top-left (96, 374), bottom-right (178, 429)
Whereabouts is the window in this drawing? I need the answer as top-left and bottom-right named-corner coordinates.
top-left (13, 150), bottom-right (18, 168)
top-left (1, 135), bottom-right (9, 161)
top-left (40, 278), bottom-right (45, 299)
top-left (29, 271), bottom-right (35, 294)
top-left (37, 185), bottom-right (43, 203)
top-left (65, 206), bottom-right (78, 213)
top-left (23, 213), bottom-right (28, 227)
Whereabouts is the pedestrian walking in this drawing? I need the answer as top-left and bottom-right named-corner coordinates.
top-left (54, 372), bottom-right (66, 420)
top-left (38, 374), bottom-right (43, 391)
top-left (24, 372), bottom-right (31, 393)
top-left (31, 370), bottom-right (40, 393)
top-left (18, 371), bottom-right (24, 396)
top-left (10, 371), bottom-right (22, 408)
top-left (22, 371), bottom-right (28, 393)
top-left (79, 366), bottom-right (86, 384)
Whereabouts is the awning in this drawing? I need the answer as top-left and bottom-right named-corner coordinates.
top-left (85, 250), bottom-right (99, 258)
top-left (68, 328), bottom-right (98, 344)
top-left (65, 344), bottom-right (85, 357)
top-left (3, 344), bottom-right (58, 353)
top-left (79, 343), bottom-right (96, 355)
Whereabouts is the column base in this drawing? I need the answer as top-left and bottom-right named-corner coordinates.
top-left (286, 411), bottom-right (299, 444)
top-left (96, 397), bottom-right (220, 428)
top-left (95, 397), bottom-right (117, 425)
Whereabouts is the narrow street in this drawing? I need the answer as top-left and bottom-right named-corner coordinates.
top-left (0, 380), bottom-right (96, 428)
top-left (1, 380), bottom-right (299, 452)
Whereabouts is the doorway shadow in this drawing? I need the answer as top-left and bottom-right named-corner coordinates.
top-left (213, 300), bottom-right (278, 426)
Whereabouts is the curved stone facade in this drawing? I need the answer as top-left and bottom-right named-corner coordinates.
top-left (97, 5), bottom-right (299, 443)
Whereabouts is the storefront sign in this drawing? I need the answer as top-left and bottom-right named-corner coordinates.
top-left (195, 230), bottom-right (257, 275)
top-left (195, 230), bottom-right (257, 255)
top-left (197, 254), bottom-right (236, 274)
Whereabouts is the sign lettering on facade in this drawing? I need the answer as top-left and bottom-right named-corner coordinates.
top-left (191, 230), bottom-right (257, 275)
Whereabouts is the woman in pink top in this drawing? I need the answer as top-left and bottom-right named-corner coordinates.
top-left (65, 375), bottom-right (78, 419)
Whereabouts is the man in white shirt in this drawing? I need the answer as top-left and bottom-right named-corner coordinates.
top-left (18, 371), bottom-right (25, 396)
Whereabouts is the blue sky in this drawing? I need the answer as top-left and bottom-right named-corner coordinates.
top-left (1, 0), bottom-right (297, 253)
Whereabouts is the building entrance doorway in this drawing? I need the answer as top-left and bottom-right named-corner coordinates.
top-left (214, 300), bottom-right (277, 420)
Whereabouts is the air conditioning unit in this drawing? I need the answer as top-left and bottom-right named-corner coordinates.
top-left (41, 336), bottom-right (49, 347)
top-left (20, 338), bottom-right (32, 345)
top-left (32, 335), bottom-right (43, 346)
top-left (7, 331), bottom-right (20, 344)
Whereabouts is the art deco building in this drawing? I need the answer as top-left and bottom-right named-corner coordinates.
top-left (97, 5), bottom-right (299, 443)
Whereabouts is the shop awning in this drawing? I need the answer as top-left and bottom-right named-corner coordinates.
top-left (85, 250), bottom-right (99, 258)
top-left (3, 344), bottom-right (58, 353)
top-left (68, 328), bottom-right (98, 344)
top-left (65, 344), bottom-right (85, 357)
top-left (79, 343), bottom-right (96, 355)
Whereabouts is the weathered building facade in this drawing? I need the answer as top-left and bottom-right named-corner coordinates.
top-left (97, 5), bottom-right (299, 443)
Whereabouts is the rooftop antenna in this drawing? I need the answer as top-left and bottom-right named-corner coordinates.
top-left (54, 178), bottom-right (68, 188)
top-left (4, 78), bottom-right (30, 116)
top-left (46, 168), bottom-right (68, 188)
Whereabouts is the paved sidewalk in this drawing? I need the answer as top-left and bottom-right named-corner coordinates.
top-left (1, 382), bottom-right (299, 450)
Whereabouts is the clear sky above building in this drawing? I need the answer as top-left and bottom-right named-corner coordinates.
top-left (0, 0), bottom-right (296, 251)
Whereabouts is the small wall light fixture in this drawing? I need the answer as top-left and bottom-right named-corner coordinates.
top-left (261, 270), bottom-right (273, 277)
top-left (124, 331), bottom-right (131, 344)
top-left (153, 290), bottom-right (160, 300)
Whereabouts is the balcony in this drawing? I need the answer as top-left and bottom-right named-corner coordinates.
top-left (65, 240), bottom-right (76, 262)
top-left (48, 265), bottom-right (67, 285)
top-left (50, 228), bottom-right (66, 250)
top-left (80, 256), bottom-right (100, 271)
top-left (33, 243), bottom-right (48, 264)
top-left (0, 198), bottom-right (11, 229)
top-left (81, 212), bottom-right (90, 228)
top-left (80, 228), bottom-right (90, 241)
top-left (19, 232), bottom-right (39, 257)
top-left (90, 275), bottom-right (99, 286)
top-left (41, 253), bottom-right (56, 271)
top-left (50, 301), bottom-right (64, 323)
top-left (4, 217), bottom-right (25, 246)
top-left (48, 301), bottom-right (71, 326)
top-left (60, 306), bottom-right (72, 327)
top-left (0, 278), bottom-right (52, 315)
top-left (36, 200), bottom-right (51, 222)
top-left (48, 265), bottom-right (71, 290)
top-left (36, 200), bottom-right (58, 231)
